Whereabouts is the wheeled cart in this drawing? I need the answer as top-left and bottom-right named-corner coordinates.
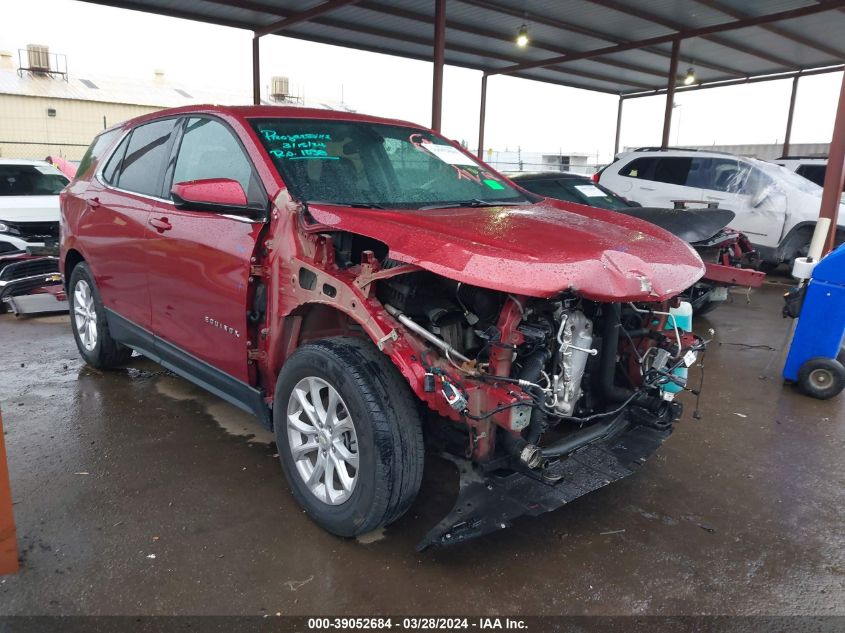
top-left (783, 243), bottom-right (845, 399)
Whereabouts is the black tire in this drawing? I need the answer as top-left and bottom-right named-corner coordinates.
top-left (68, 262), bottom-right (133, 369)
top-left (273, 336), bottom-right (424, 537)
top-left (797, 357), bottom-right (845, 400)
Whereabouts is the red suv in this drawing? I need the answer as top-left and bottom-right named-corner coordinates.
top-left (61, 106), bottom-right (705, 549)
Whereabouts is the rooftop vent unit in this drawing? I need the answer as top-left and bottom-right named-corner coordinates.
top-left (26, 44), bottom-right (50, 72)
top-left (270, 76), bottom-right (290, 102)
top-left (17, 45), bottom-right (67, 81)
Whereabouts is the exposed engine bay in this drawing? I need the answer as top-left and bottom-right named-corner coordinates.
top-left (367, 259), bottom-right (705, 469)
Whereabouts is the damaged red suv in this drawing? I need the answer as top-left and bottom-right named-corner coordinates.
top-left (61, 106), bottom-right (706, 549)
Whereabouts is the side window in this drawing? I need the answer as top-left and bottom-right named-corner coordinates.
top-left (705, 158), bottom-right (747, 193)
top-left (652, 158), bottom-right (692, 186)
top-left (796, 164), bottom-right (826, 187)
top-left (172, 118), bottom-right (262, 204)
top-left (619, 157), bottom-right (657, 180)
top-left (101, 133), bottom-right (130, 185)
top-left (76, 129), bottom-right (120, 181)
top-left (117, 119), bottom-right (176, 196)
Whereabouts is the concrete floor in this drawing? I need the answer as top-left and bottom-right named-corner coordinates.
top-left (0, 281), bottom-right (842, 616)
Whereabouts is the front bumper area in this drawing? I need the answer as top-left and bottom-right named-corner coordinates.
top-left (417, 415), bottom-right (672, 550)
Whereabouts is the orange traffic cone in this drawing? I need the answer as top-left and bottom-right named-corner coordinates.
top-left (0, 409), bottom-right (18, 575)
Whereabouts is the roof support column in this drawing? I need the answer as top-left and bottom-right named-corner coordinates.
top-left (661, 39), bottom-right (681, 149)
top-left (477, 73), bottom-right (488, 158)
top-left (252, 34), bottom-right (261, 106)
top-left (819, 71), bottom-right (845, 254)
top-left (782, 73), bottom-right (800, 157)
top-left (431, 0), bottom-right (446, 131)
top-left (614, 95), bottom-right (624, 156)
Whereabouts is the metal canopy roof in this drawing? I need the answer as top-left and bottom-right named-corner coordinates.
top-left (81, 0), bottom-right (845, 96)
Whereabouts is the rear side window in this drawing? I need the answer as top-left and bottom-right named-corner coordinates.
top-left (114, 119), bottom-right (177, 196)
top-left (796, 164), bottom-right (826, 187)
top-left (619, 157), bottom-right (657, 179)
top-left (652, 158), bottom-right (692, 186)
top-left (172, 117), bottom-right (263, 204)
top-left (101, 133), bottom-right (130, 185)
top-left (76, 129), bottom-right (120, 181)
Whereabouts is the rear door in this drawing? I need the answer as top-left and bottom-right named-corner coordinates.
top-left (612, 156), bottom-right (703, 207)
top-left (145, 116), bottom-right (267, 383)
top-left (78, 118), bottom-right (177, 329)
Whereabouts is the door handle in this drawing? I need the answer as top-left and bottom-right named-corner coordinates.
top-left (87, 196), bottom-right (100, 209)
top-left (149, 217), bottom-right (172, 232)
top-left (639, 186), bottom-right (656, 191)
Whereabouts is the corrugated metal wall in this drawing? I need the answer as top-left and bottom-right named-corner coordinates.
top-left (0, 95), bottom-right (160, 160)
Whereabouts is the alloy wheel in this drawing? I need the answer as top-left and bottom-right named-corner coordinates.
top-left (73, 279), bottom-right (98, 352)
top-left (286, 376), bottom-right (359, 505)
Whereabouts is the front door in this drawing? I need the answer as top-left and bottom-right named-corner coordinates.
top-left (699, 158), bottom-right (786, 249)
top-left (145, 116), bottom-right (267, 383)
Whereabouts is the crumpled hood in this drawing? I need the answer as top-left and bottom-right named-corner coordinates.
top-left (307, 199), bottom-right (705, 301)
top-left (0, 196), bottom-right (60, 222)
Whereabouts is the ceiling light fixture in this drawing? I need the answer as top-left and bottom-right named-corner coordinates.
top-left (683, 67), bottom-right (696, 85)
top-left (516, 24), bottom-right (529, 47)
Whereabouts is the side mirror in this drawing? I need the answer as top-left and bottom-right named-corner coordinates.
top-left (171, 178), bottom-right (254, 215)
top-left (751, 186), bottom-right (771, 208)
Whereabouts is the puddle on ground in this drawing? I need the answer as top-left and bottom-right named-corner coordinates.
top-left (20, 314), bottom-right (70, 325)
top-left (154, 373), bottom-right (275, 444)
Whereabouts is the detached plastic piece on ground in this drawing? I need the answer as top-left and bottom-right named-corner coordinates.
top-left (783, 243), bottom-right (845, 399)
top-left (0, 410), bottom-right (19, 575)
top-left (416, 417), bottom-right (671, 550)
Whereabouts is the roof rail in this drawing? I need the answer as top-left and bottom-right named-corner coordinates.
top-left (775, 155), bottom-right (828, 160)
top-left (632, 146), bottom-right (704, 152)
top-left (631, 146), bottom-right (739, 157)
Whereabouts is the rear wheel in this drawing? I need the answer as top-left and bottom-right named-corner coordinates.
top-left (797, 357), bottom-right (845, 400)
top-left (68, 262), bottom-right (133, 369)
top-left (273, 337), bottom-right (424, 537)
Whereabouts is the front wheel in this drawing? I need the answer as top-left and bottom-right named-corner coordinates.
top-left (273, 337), bottom-right (424, 537)
top-left (68, 262), bottom-right (133, 369)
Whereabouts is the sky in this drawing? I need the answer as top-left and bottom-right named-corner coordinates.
top-left (1, 0), bottom-right (842, 163)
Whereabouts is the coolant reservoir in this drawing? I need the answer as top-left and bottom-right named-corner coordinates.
top-left (663, 301), bottom-right (693, 395)
top-left (667, 301), bottom-right (693, 332)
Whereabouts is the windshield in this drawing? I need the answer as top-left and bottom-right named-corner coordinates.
top-left (250, 119), bottom-right (530, 209)
top-left (0, 164), bottom-right (69, 196)
top-left (518, 176), bottom-right (631, 211)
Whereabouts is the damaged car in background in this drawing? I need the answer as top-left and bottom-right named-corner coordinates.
top-left (61, 106), bottom-right (707, 549)
top-left (512, 171), bottom-right (765, 315)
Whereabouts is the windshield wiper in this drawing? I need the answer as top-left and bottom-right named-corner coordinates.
top-left (419, 199), bottom-right (528, 210)
top-left (307, 200), bottom-right (385, 209)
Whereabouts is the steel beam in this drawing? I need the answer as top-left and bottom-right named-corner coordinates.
top-left (431, 0), bottom-right (446, 131)
top-left (252, 35), bottom-right (260, 105)
top-left (254, 0), bottom-right (361, 37)
top-left (477, 73), bottom-right (488, 158)
top-left (614, 95), bottom-right (623, 156)
top-left (583, 0), bottom-right (799, 69)
top-left (621, 64), bottom-right (844, 99)
top-left (820, 72), bottom-right (845, 254)
top-left (661, 40), bottom-right (681, 149)
top-left (782, 74), bottom-right (801, 158)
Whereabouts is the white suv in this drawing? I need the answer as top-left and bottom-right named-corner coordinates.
top-left (599, 149), bottom-right (845, 264)
top-left (0, 159), bottom-right (69, 254)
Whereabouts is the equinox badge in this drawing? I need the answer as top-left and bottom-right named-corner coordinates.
top-left (204, 316), bottom-right (240, 338)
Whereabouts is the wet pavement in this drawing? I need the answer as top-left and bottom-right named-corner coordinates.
top-left (0, 281), bottom-right (842, 616)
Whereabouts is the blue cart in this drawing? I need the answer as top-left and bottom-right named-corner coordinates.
top-left (783, 243), bottom-right (845, 399)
